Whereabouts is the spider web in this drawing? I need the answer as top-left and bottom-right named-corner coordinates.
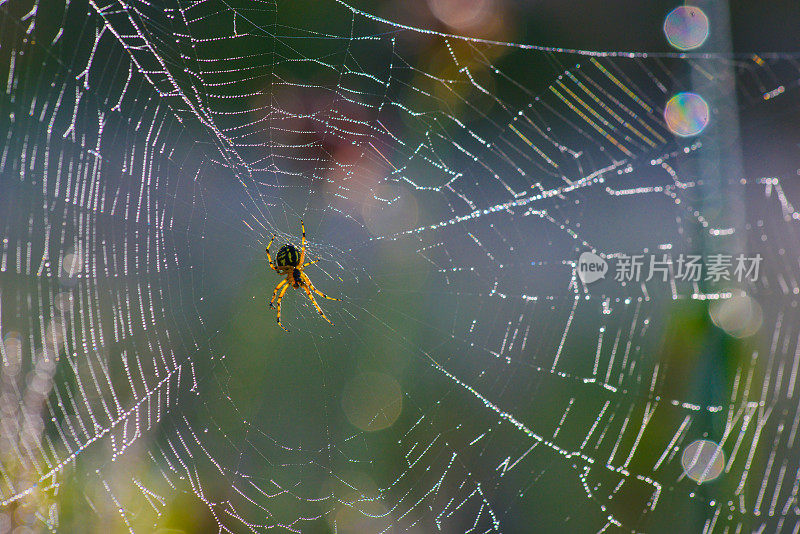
top-left (1, 0), bottom-right (800, 532)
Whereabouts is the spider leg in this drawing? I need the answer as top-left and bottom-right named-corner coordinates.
top-left (301, 283), bottom-right (334, 325)
top-left (269, 279), bottom-right (288, 308)
top-left (266, 235), bottom-right (279, 272)
top-left (299, 219), bottom-right (306, 265)
top-left (301, 272), bottom-right (340, 302)
top-left (302, 258), bottom-right (321, 268)
top-left (274, 282), bottom-right (290, 332)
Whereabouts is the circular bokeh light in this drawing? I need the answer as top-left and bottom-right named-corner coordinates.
top-left (682, 439), bottom-right (725, 483)
top-left (62, 250), bottom-right (83, 277)
top-left (664, 92), bottom-right (709, 137)
top-left (709, 294), bottom-right (763, 338)
top-left (664, 6), bottom-right (709, 51)
top-left (361, 183), bottom-right (419, 238)
top-left (342, 372), bottom-right (403, 432)
top-left (427, 0), bottom-right (494, 32)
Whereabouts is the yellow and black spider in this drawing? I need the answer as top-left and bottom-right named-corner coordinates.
top-left (266, 220), bottom-right (340, 332)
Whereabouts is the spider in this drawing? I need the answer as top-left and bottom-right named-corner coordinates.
top-left (266, 220), bottom-right (340, 332)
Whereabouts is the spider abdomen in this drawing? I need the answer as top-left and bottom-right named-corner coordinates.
top-left (276, 244), bottom-right (300, 267)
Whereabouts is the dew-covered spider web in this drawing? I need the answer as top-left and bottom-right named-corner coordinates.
top-left (2, 0), bottom-right (800, 532)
